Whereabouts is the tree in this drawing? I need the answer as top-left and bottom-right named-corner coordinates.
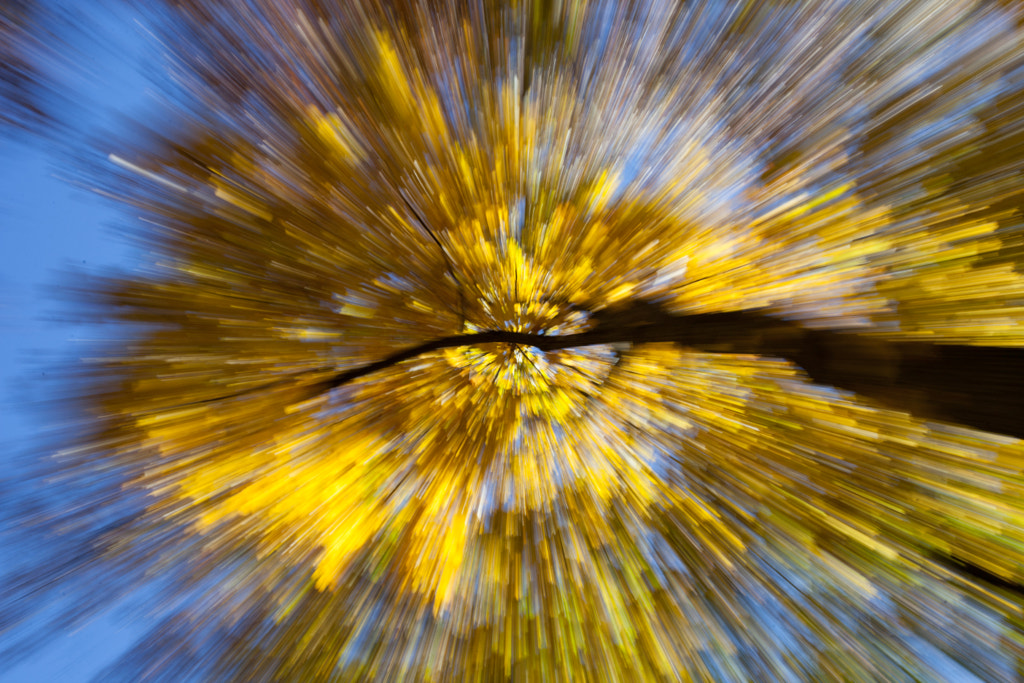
top-left (5, 1), bottom-right (1024, 681)
top-left (0, 0), bottom-right (48, 131)
top-left (0, 0), bottom-right (71, 136)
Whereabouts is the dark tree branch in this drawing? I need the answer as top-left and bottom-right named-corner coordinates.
top-left (788, 331), bottom-right (1024, 440)
top-left (181, 303), bottom-right (1024, 441)
top-left (928, 551), bottom-right (1024, 601)
top-left (308, 307), bottom-right (1024, 440)
top-left (398, 190), bottom-right (468, 323)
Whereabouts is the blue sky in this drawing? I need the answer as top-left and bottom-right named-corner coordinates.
top-left (0, 3), bottom-right (155, 680)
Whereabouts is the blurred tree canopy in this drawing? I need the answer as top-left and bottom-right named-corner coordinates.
top-left (0, 0), bottom-right (65, 134)
top-left (0, 0), bottom-right (46, 130)
top-left (5, 1), bottom-right (1024, 681)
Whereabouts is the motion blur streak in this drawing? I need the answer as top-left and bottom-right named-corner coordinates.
top-left (4, 1), bottom-right (1024, 681)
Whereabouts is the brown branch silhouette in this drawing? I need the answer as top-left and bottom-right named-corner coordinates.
top-left (293, 306), bottom-right (1024, 441)
top-left (185, 302), bottom-right (1024, 441)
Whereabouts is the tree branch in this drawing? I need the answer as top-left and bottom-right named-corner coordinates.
top-left (305, 308), bottom-right (1024, 440)
top-left (180, 303), bottom-right (1024, 441)
top-left (928, 551), bottom-right (1024, 601)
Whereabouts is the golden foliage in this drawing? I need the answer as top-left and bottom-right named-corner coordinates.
top-left (12, 1), bottom-right (1024, 681)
